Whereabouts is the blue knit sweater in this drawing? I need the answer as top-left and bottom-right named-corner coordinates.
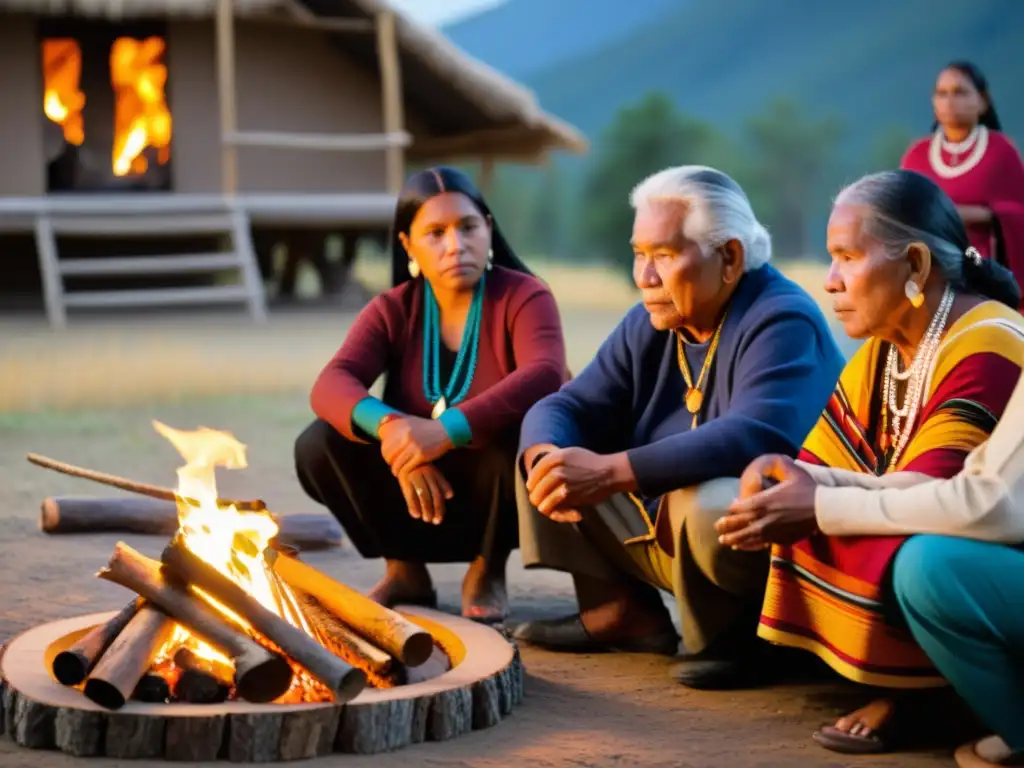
top-left (519, 265), bottom-right (845, 500)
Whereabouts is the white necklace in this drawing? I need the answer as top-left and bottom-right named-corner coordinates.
top-left (880, 285), bottom-right (955, 469)
top-left (929, 125), bottom-right (989, 179)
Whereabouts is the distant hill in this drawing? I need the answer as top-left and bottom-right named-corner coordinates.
top-left (442, 0), bottom-right (680, 80)
top-left (441, 0), bottom-right (1024, 260)
top-left (522, 0), bottom-right (1024, 156)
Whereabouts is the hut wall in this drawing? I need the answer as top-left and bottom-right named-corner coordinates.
top-left (0, 16), bottom-right (46, 196)
top-left (167, 20), bottom-right (389, 194)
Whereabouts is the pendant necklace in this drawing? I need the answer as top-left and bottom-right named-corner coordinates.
top-left (422, 274), bottom-right (485, 419)
top-left (675, 312), bottom-right (727, 429)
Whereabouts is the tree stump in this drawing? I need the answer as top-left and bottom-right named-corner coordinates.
top-left (1, 607), bottom-right (525, 760)
top-left (55, 707), bottom-right (105, 756)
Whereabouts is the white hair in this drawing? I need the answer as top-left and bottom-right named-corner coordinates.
top-left (629, 165), bottom-right (772, 270)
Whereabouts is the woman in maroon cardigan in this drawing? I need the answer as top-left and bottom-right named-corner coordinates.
top-left (295, 167), bottom-right (567, 623)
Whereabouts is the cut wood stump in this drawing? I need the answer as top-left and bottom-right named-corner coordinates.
top-left (0, 608), bottom-right (525, 759)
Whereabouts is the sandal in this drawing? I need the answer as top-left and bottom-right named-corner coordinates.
top-left (812, 697), bottom-right (898, 754)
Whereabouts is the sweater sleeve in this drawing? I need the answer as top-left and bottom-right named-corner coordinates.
top-left (814, 374), bottom-right (1024, 543)
top-left (309, 296), bottom-right (398, 442)
top-left (625, 313), bottom-right (840, 498)
top-left (518, 314), bottom-right (634, 456)
top-left (454, 286), bottom-right (567, 444)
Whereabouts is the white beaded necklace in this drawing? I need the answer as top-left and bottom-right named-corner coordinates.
top-left (880, 284), bottom-right (955, 469)
top-left (929, 125), bottom-right (989, 179)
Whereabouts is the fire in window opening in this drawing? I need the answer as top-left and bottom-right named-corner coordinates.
top-left (42, 38), bottom-right (86, 147)
top-left (110, 36), bottom-right (172, 177)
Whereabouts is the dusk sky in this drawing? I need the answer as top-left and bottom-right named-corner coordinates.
top-left (387, 0), bottom-right (502, 25)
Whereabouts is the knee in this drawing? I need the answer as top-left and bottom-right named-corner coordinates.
top-left (891, 535), bottom-right (966, 618)
top-left (673, 477), bottom-right (741, 553)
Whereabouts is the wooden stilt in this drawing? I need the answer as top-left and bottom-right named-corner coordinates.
top-left (375, 11), bottom-right (405, 195)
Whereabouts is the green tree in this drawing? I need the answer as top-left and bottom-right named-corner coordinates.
top-left (869, 126), bottom-right (914, 172)
top-left (579, 92), bottom-right (728, 277)
top-left (529, 163), bottom-right (566, 258)
top-left (743, 98), bottom-right (843, 257)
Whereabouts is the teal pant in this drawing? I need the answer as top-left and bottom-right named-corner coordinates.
top-left (893, 535), bottom-right (1024, 750)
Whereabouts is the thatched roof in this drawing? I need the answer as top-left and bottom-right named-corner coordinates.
top-left (1, 0), bottom-right (589, 163)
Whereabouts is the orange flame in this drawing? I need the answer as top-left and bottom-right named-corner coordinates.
top-left (110, 37), bottom-right (172, 177)
top-left (42, 39), bottom-right (86, 146)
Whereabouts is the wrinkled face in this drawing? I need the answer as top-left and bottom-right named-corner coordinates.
top-left (825, 204), bottom-right (916, 340)
top-left (400, 192), bottom-right (491, 292)
top-left (933, 68), bottom-right (987, 131)
top-left (631, 202), bottom-right (726, 331)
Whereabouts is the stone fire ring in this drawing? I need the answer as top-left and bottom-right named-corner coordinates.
top-left (0, 606), bottom-right (524, 761)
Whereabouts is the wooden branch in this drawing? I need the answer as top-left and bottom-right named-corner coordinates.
top-left (160, 536), bottom-right (366, 703)
top-left (223, 130), bottom-right (410, 152)
top-left (297, 592), bottom-right (401, 688)
top-left (39, 496), bottom-right (343, 551)
top-left (51, 598), bottom-right (142, 685)
top-left (270, 550), bottom-right (434, 667)
top-left (82, 605), bottom-right (176, 710)
top-left (98, 542), bottom-right (292, 703)
top-left (27, 454), bottom-right (266, 511)
top-left (375, 9), bottom-right (405, 194)
top-left (217, 0), bottom-right (238, 194)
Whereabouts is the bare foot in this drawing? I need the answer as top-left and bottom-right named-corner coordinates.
top-left (368, 561), bottom-right (437, 609)
top-left (461, 556), bottom-right (508, 623)
top-left (833, 697), bottom-right (896, 739)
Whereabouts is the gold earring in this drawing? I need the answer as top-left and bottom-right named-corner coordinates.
top-left (408, 259), bottom-right (420, 279)
top-left (486, 247), bottom-right (493, 271)
top-left (905, 279), bottom-right (924, 308)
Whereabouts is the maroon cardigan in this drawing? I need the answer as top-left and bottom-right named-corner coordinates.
top-left (310, 266), bottom-right (567, 445)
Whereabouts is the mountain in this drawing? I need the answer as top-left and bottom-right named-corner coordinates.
top-left (523, 0), bottom-right (1024, 153)
top-left (441, 0), bottom-right (680, 80)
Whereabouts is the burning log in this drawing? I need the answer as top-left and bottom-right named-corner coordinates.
top-left (131, 673), bottom-right (170, 703)
top-left (97, 542), bottom-right (292, 703)
top-left (51, 598), bottom-right (142, 685)
top-left (160, 536), bottom-right (367, 703)
top-left (39, 496), bottom-right (344, 551)
top-left (297, 592), bottom-right (402, 688)
top-left (26, 453), bottom-right (265, 511)
top-left (270, 551), bottom-right (434, 667)
top-left (171, 647), bottom-right (232, 704)
top-left (82, 605), bottom-right (175, 710)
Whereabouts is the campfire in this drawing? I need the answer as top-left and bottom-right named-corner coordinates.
top-left (39, 421), bottom-right (437, 711)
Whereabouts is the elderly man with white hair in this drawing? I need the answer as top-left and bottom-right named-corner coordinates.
top-left (512, 165), bottom-right (844, 688)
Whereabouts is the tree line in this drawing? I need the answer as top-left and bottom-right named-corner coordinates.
top-left (479, 91), bottom-right (915, 280)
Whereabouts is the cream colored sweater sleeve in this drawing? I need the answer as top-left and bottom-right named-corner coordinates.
top-left (807, 379), bottom-right (1024, 543)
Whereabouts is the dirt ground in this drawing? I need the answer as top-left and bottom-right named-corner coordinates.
top-left (0, 394), bottom-right (969, 768)
top-left (0, 263), bottom-right (962, 766)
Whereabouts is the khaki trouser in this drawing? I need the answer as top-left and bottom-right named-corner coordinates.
top-left (516, 474), bottom-right (769, 654)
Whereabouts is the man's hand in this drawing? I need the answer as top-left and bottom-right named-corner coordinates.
top-left (381, 416), bottom-right (454, 477)
top-left (714, 454), bottom-right (819, 551)
top-left (399, 463), bottom-right (453, 525)
top-left (525, 447), bottom-right (635, 524)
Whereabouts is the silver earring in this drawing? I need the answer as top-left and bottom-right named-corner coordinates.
top-left (486, 247), bottom-right (494, 271)
top-left (408, 259), bottom-right (420, 279)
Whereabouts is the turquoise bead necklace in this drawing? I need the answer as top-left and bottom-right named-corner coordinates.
top-left (422, 273), bottom-right (485, 419)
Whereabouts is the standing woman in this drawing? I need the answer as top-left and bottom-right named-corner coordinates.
top-left (295, 167), bottom-right (567, 623)
top-left (901, 61), bottom-right (1024, 305)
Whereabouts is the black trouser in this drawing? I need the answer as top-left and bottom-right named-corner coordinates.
top-left (294, 419), bottom-right (518, 563)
